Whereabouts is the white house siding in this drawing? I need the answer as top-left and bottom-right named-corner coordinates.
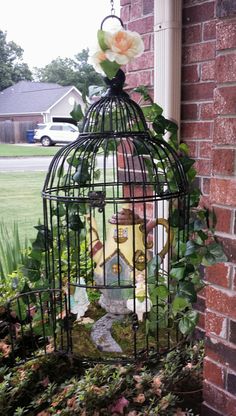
top-left (48, 90), bottom-right (84, 122)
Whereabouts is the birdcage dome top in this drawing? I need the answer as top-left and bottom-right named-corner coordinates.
top-left (81, 70), bottom-right (148, 135)
top-left (42, 70), bottom-right (188, 204)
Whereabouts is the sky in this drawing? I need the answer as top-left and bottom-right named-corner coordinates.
top-left (0, 0), bottom-right (120, 69)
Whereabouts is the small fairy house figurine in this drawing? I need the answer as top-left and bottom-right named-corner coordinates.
top-left (86, 206), bottom-right (172, 316)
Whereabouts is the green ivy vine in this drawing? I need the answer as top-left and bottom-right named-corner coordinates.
top-left (134, 86), bottom-right (227, 336)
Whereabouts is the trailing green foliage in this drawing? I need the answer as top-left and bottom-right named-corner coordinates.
top-left (134, 86), bottom-right (227, 336)
top-left (0, 341), bottom-right (203, 415)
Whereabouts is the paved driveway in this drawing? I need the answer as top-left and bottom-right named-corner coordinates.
top-left (0, 156), bottom-right (113, 172)
top-left (0, 157), bottom-right (53, 172)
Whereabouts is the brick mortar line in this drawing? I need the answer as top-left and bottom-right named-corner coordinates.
top-left (183, 0), bottom-right (216, 8)
top-left (182, 62), bottom-right (213, 67)
top-left (181, 99), bottom-right (215, 104)
top-left (217, 48), bottom-right (236, 56)
top-left (205, 306), bottom-right (234, 319)
top-left (181, 119), bottom-right (214, 124)
top-left (206, 284), bottom-right (236, 296)
top-left (204, 356), bottom-right (229, 370)
top-left (181, 80), bottom-right (216, 84)
top-left (211, 174), bottom-right (236, 180)
top-left (201, 401), bottom-right (224, 416)
top-left (183, 39), bottom-right (216, 46)
top-left (183, 20), bottom-right (217, 29)
top-left (212, 145), bottom-right (236, 150)
top-left (217, 82), bottom-right (236, 87)
top-left (207, 335), bottom-right (236, 355)
top-left (212, 203), bottom-right (235, 210)
top-left (215, 115), bottom-right (236, 119)
top-left (183, 58), bottom-right (216, 65)
top-left (204, 379), bottom-right (236, 400)
top-left (215, 231), bottom-right (236, 240)
top-left (204, 356), bottom-right (236, 371)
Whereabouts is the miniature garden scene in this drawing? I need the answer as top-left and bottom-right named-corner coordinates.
top-left (0, 1), bottom-right (235, 415)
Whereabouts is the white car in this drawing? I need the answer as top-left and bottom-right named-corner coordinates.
top-left (33, 122), bottom-right (79, 146)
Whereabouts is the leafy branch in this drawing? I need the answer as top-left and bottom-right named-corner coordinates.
top-left (134, 86), bottom-right (227, 336)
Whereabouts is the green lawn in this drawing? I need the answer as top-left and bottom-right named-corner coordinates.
top-left (0, 172), bottom-right (46, 241)
top-left (0, 143), bottom-right (61, 157)
top-left (0, 166), bottom-right (116, 244)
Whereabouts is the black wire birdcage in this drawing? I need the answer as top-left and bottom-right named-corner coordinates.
top-left (39, 67), bottom-right (189, 363)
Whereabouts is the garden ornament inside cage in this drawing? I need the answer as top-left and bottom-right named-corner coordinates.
top-left (41, 10), bottom-right (189, 361)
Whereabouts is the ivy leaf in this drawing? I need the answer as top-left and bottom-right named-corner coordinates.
top-left (189, 188), bottom-right (201, 207)
top-left (97, 29), bottom-right (108, 51)
top-left (153, 114), bottom-right (166, 134)
top-left (169, 209), bottom-right (186, 229)
top-left (208, 209), bottom-right (217, 230)
top-left (152, 103), bottom-right (163, 115)
top-left (170, 266), bottom-right (185, 281)
top-left (179, 156), bottom-right (195, 173)
top-left (202, 241), bottom-right (227, 265)
top-left (78, 202), bottom-right (87, 215)
top-left (67, 156), bottom-right (82, 168)
top-left (57, 165), bottom-right (64, 178)
top-left (185, 240), bottom-right (200, 256)
top-left (165, 119), bottom-right (178, 133)
top-left (73, 164), bottom-right (90, 185)
top-left (133, 86), bottom-right (153, 102)
top-left (70, 103), bottom-right (84, 122)
top-left (178, 281), bottom-right (197, 303)
top-left (147, 255), bottom-right (162, 279)
top-left (100, 60), bottom-right (120, 80)
top-left (197, 230), bottom-right (208, 242)
top-left (94, 169), bottom-right (101, 180)
top-left (208, 241), bottom-right (226, 258)
top-left (194, 219), bottom-right (206, 231)
top-left (68, 214), bottom-right (84, 232)
top-left (187, 167), bottom-right (197, 183)
top-left (172, 296), bottom-right (189, 314)
top-left (179, 143), bottom-right (189, 154)
top-left (155, 285), bottom-right (169, 299)
top-left (179, 310), bottom-right (199, 335)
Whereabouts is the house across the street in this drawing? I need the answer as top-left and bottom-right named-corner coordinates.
top-left (0, 81), bottom-right (84, 143)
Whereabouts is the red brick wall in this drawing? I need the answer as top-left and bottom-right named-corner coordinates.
top-left (120, 0), bottom-right (154, 99)
top-left (182, 2), bottom-right (236, 413)
top-left (122, 0), bottom-right (236, 415)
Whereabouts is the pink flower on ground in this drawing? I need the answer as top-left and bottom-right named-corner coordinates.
top-left (110, 396), bottom-right (129, 414)
top-left (40, 376), bottom-right (50, 387)
top-left (174, 408), bottom-right (188, 416)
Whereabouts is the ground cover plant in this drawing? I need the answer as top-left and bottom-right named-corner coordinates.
top-left (0, 341), bottom-right (204, 415)
top-left (0, 144), bottom-right (60, 157)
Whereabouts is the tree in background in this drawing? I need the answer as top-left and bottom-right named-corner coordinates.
top-left (0, 30), bottom-right (32, 91)
top-left (34, 48), bottom-right (104, 99)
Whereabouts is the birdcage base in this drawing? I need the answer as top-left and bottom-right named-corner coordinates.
top-left (68, 300), bottom-right (178, 360)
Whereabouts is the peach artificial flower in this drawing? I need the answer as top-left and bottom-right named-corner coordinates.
top-left (91, 49), bottom-right (107, 74)
top-left (91, 28), bottom-right (144, 78)
top-left (104, 29), bottom-right (144, 65)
